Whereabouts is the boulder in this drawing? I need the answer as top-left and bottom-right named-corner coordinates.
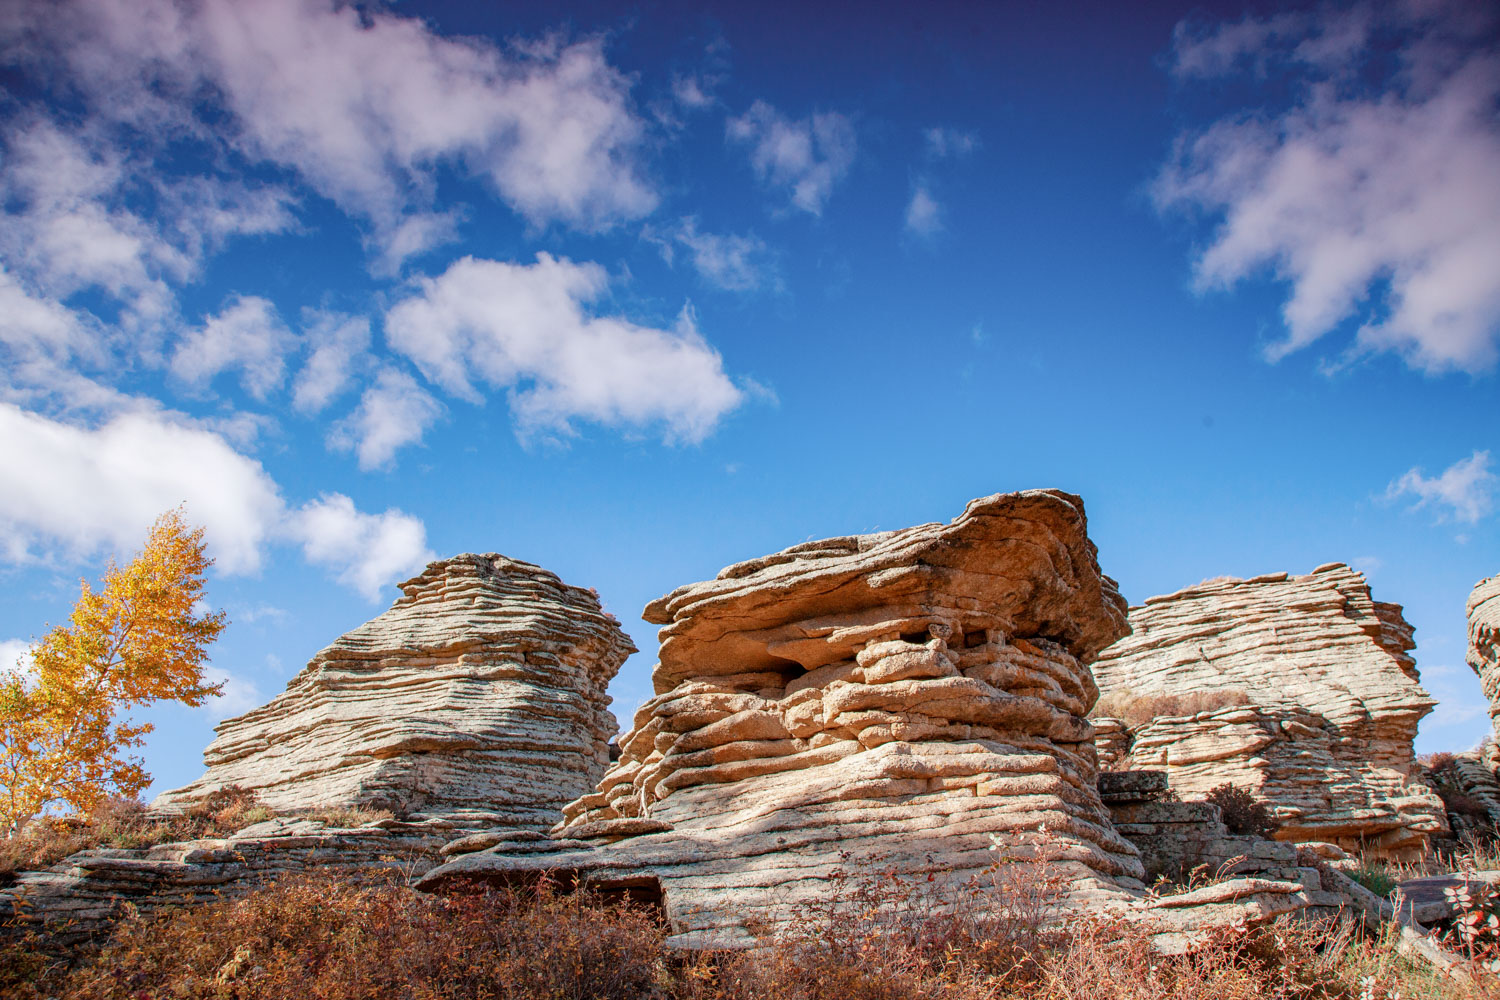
top-left (420, 490), bottom-right (1153, 946)
top-left (154, 554), bottom-right (634, 829)
top-left (1470, 575), bottom-right (1500, 743)
top-left (1092, 564), bottom-right (1446, 858)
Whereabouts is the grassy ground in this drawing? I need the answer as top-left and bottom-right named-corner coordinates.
top-left (0, 790), bottom-right (391, 885)
top-left (2, 866), bottom-right (1493, 1000)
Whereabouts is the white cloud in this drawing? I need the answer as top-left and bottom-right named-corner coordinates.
top-left (0, 638), bottom-right (33, 673)
top-left (328, 367), bottom-right (443, 470)
top-left (170, 295), bottom-right (293, 399)
top-left (672, 74), bottom-right (716, 110)
top-left (727, 100), bottom-right (856, 215)
top-left (904, 185), bottom-right (942, 237)
top-left (0, 116), bottom-right (294, 330)
top-left (1386, 450), bottom-right (1496, 524)
top-left (6, 0), bottom-right (658, 262)
top-left (385, 254), bottom-right (745, 443)
top-left (924, 127), bottom-right (977, 160)
top-left (0, 402), bottom-right (284, 572)
top-left (292, 311), bottom-right (371, 415)
top-left (200, 665), bottom-right (263, 721)
top-left (0, 118), bottom-right (182, 316)
top-left (1154, 2), bottom-right (1500, 373)
top-left (0, 402), bottom-right (432, 598)
top-left (288, 493), bottom-right (432, 601)
top-left (664, 217), bottom-right (772, 291)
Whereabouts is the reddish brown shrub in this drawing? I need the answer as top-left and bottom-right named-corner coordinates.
top-left (1204, 783), bottom-right (1277, 838)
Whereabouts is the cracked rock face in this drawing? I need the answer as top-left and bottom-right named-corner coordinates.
top-left (1470, 575), bottom-right (1500, 743)
top-left (419, 490), bottom-right (1148, 947)
top-left (1093, 564), bottom-right (1446, 858)
top-left (154, 555), bottom-right (634, 828)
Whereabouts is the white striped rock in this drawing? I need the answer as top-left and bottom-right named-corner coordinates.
top-left (1470, 575), bottom-right (1500, 742)
top-left (420, 490), bottom-right (1154, 946)
top-left (154, 554), bottom-right (634, 829)
top-left (1092, 564), bottom-right (1446, 858)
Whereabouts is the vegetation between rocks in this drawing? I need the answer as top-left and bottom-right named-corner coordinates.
top-left (3, 865), bottom-right (1496, 1000)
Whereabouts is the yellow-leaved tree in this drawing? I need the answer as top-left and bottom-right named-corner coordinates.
top-left (0, 509), bottom-right (227, 835)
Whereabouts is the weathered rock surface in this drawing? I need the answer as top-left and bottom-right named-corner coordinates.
top-left (155, 554), bottom-right (634, 829)
top-left (420, 491), bottom-right (1329, 948)
top-left (1470, 575), bottom-right (1500, 742)
top-left (421, 491), bottom-right (1140, 945)
top-left (1093, 564), bottom-right (1447, 858)
top-left (0, 819), bottom-right (453, 944)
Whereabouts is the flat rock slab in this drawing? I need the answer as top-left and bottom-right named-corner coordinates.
top-left (1396, 870), bottom-right (1500, 926)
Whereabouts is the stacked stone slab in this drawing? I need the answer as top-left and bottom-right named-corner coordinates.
top-left (0, 817), bottom-right (453, 945)
top-left (155, 554), bottom-right (635, 829)
top-left (1092, 564), bottom-right (1446, 858)
top-left (420, 491), bottom-right (1158, 946)
top-left (1470, 575), bottom-right (1500, 743)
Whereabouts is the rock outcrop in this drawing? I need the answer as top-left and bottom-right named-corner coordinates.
top-left (420, 491), bottom-right (1153, 946)
top-left (0, 818), bottom-right (456, 945)
top-left (1092, 564), bottom-right (1446, 858)
top-left (155, 555), bottom-right (635, 829)
top-left (1470, 575), bottom-right (1500, 743)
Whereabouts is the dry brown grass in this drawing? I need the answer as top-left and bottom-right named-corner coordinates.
top-left (5, 861), bottom-right (1499, 1000)
top-left (1091, 689), bottom-right (1252, 728)
top-left (0, 788), bottom-right (271, 883)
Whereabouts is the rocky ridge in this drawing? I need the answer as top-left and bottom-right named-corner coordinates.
top-left (154, 554), bottom-right (635, 827)
top-left (0, 817), bottom-right (453, 944)
top-left (1092, 564), bottom-right (1446, 857)
top-left (419, 491), bottom-right (1329, 949)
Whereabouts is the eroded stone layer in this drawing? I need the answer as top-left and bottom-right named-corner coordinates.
top-left (155, 555), bottom-right (634, 827)
top-left (1470, 575), bottom-right (1500, 743)
top-left (1092, 564), bottom-right (1446, 857)
top-left (421, 490), bottom-right (1147, 947)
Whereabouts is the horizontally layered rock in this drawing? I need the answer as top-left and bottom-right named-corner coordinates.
top-left (1093, 564), bottom-right (1446, 858)
top-left (156, 555), bottom-right (634, 829)
top-left (421, 491), bottom-right (1152, 946)
top-left (1470, 575), bottom-right (1500, 743)
top-left (0, 817), bottom-right (453, 945)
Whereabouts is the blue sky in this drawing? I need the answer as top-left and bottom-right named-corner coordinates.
top-left (0, 0), bottom-right (1495, 798)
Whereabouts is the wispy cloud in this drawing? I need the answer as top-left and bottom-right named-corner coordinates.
top-left (1386, 450), bottom-right (1496, 524)
top-left (0, 402), bottom-right (433, 598)
top-left (170, 295), bottom-right (293, 400)
top-left (924, 127), bottom-right (977, 160)
top-left (904, 184), bottom-right (942, 238)
top-left (727, 100), bottom-right (856, 216)
top-left (291, 311), bottom-right (371, 415)
top-left (385, 253), bottom-right (746, 443)
top-left (5, 0), bottom-right (658, 266)
top-left (288, 493), bottom-right (433, 601)
top-left (1154, 1), bottom-right (1500, 373)
top-left (328, 367), bottom-right (444, 470)
top-left (655, 217), bottom-right (774, 292)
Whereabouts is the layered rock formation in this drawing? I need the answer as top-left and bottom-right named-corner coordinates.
top-left (420, 491), bottom-right (1152, 946)
top-left (155, 554), bottom-right (635, 829)
top-left (1, 817), bottom-right (453, 945)
top-left (1470, 575), bottom-right (1500, 743)
top-left (1092, 564), bottom-right (1446, 858)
